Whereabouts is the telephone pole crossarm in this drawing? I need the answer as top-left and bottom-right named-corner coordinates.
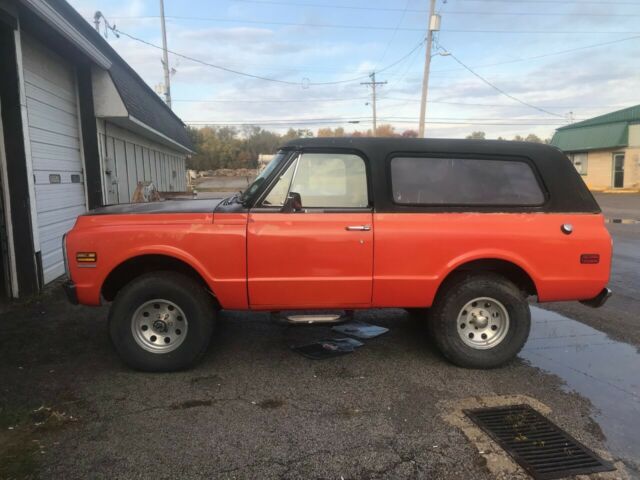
top-left (361, 72), bottom-right (387, 136)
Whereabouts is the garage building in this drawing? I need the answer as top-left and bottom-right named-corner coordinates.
top-left (0, 0), bottom-right (194, 298)
top-left (551, 105), bottom-right (640, 191)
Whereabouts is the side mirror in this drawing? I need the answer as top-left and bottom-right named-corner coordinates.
top-left (282, 192), bottom-right (303, 213)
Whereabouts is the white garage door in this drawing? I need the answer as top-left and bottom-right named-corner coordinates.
top-left (22, 35), bottom-right (86, 284)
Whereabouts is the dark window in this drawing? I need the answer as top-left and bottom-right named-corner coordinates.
top-left (49, 174), bottom-right (61, 184)
top-left (390, 156), bottom-right (545, 206)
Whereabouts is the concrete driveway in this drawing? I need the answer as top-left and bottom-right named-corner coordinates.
top-left (0, 194), bottom-right (638, 479)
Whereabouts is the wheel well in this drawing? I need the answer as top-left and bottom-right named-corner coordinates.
top-left (438, 259), bottom-right (537, 298)
top-left (101, 255), bottom-right (213, 302)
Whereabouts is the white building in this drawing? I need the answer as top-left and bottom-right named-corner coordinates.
top-left (0, 0), bottom-right (193, 298)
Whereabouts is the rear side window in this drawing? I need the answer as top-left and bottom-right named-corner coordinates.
top-left (390, 156), bottom-right (545, 206)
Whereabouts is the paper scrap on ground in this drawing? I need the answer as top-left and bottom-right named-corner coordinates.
top-left (322, 337), bottom-right (364, 349)
top-left (332, 321), bottom-right (389, 339)
top-left (291, 337), bottom-right (364, 360)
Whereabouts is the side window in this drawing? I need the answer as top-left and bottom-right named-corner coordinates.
top-left (390, 156), bottom-right (544, 206)
top-left (262, 159), bottom-right (296, 206)
top-left (261, 153), bottom-right (368, 208)
top-left (291, 153), bottom-right (368, 208)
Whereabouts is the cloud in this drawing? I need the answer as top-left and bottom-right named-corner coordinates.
top-left (66, 0), bottom-right (640, 139)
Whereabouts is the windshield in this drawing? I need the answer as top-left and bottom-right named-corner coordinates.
top-left (240, 150), bottom-right (289, 203)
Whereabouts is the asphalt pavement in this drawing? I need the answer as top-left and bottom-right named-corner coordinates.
top-left (0, 193), bottom-right (638, 479)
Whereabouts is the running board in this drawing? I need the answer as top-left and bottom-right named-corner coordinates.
top-left (272, 310), bottom-right (353, 325)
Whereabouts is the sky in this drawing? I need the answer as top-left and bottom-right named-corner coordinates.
top-left (68, 0), bottom-right (640, 139)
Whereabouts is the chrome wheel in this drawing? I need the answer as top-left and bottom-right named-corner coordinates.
top-left (131, 299), bottom-right (188, 353)
top-left (457, 297), bottom-right (509, 350)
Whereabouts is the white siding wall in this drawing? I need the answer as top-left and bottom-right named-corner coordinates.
top-left (97, 121), bottom-right (187, 204)
top-left (21, 34), bottom-right (86, 284)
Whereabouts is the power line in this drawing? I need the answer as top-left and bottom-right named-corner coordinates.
top-left (173, 97), bottom-right (371, 103)
top-left (381, 34), bottom-right (640, 97)
top-left (111, 15), bottom-right (428, 31)
top-left (185, 115), bottom-right (571, 123)
top-left (455, 0), bottom-right (638, 4)
top-left (100, 21), bottom-right (640, 77)
top-left (430, 35), bottom-right (640, 73)
top-left (230, 0), bottom-right (429, 12)
top-left (229, 0), bottom-right (640, 9)
top-left (108, 16), bottom-right (640, 35)
top-left (185, 119), bottom-right (571, 126)
top-left (374, 0), bottom-right (411, 68)
top-left (444, 11), bottom-right (640, 17)
top-left (111, 26), bottom-right (425, 86)
top-left (443, 29), bottom-right (640, 34)
top-left (170, 97), bottom-right (633, 110)
top-left (437, 43), bottom-right (565, 118)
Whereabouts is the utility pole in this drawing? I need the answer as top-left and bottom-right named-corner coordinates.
top-left (418, 0), bottom-right (440, 138)
top-left (159, 0), bottom-right (172, 109)
top-left (93, 11), bottom-right (102, 31)
top-left (361, 72), bottom-right (387, 136)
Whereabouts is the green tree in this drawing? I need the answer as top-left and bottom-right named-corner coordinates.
top-left (466, 131), bottom-right (486, 140)
top-left (524, 133), bottom-right (542, 143)
top-left (186, 125), bottom-right (314, 171)
top-left (402, 129), bottom-right (418, 138)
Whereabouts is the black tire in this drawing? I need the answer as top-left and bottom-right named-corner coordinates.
top-left (109, 272), bottom-right (216, 372)
top-left (428, 273), bottom-right (530, 369)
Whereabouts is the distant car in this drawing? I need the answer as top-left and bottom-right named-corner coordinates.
top-left (63, 138), bottom-right (612, 371)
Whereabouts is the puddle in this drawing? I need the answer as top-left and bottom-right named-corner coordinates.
top-left (605, 218), bottom-right (639, 224)
top-left (521, 307), bottom-right (640, 469)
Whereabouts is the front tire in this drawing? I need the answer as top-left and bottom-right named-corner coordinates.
top-left (428, 273), bottom-right (530, 369)
top-left (109, 272), bottom-right (216, 372)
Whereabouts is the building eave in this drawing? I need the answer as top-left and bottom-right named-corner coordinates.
top-left (128, 115), bottom-right (194, 154)
top-left (19, 0), bottom-right (111, 69)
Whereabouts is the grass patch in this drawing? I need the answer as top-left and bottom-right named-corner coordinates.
top-left (0, 406), bottom-right (39, 480)
top-left (0, 404), bottom-right (78, 479)
top-left (0, 431), bottom-right (39, 480)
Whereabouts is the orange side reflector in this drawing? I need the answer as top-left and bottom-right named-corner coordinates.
top-left (580, 254), bottom-right (599, 264)
top-left (76, 252), bottom-right (97, 263)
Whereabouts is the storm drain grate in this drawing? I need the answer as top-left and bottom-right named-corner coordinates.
top-left (464, 404), bottom-right (615, 480)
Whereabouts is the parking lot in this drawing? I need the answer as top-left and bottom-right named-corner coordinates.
top-left (0, 193), bottom-right (638, 479)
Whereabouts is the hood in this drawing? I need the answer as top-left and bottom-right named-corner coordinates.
top-left (87, 198), bottom-right (224, 215)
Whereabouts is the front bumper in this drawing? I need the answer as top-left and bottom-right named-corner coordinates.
top-left (579, 287), bottom-right (612, 308)
top-left (63, 280), bottom-right (78, 305)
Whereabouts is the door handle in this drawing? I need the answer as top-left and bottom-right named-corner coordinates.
top-left (345, 225), bottom-right (371, 231)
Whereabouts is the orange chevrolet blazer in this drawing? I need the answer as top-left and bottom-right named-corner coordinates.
top-left (63, 138), bottom-right (612, 371)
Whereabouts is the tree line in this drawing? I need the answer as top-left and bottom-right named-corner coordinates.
top-left (186, 124), bottom-right (549, 171)
top-left (465, 131), bottom-right (550, 143)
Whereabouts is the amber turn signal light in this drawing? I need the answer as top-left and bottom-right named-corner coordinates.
top-left (580, 254), bottom-right (599, 264)
top-left (76, 252), bottom-right (97, 263)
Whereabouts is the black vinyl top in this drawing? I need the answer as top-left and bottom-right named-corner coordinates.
top-left (280, 137), bottom-right (600, 213)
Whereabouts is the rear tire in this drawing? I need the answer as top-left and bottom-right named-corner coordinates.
top-left (428, 273), bottom-right (530, 369)
top-left (109, 272), bottom-right (216, 372)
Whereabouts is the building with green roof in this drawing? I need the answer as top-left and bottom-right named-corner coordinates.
top-left (551, 105), bottom-right (640, 190)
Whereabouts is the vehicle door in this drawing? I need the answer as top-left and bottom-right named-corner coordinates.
top-left (247, 151), bottom-right (373, 308)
